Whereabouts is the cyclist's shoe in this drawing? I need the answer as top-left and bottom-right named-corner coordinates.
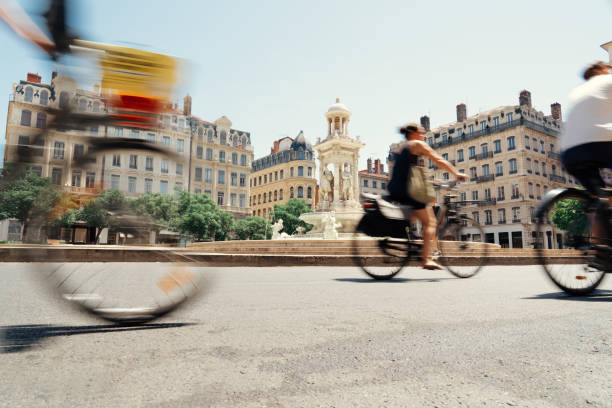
top-left (432, 250), bottom-right (442, 260)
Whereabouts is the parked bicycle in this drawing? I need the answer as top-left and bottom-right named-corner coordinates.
top-left (535, 187), bottom-right (611, 295)
top-left (352, 182), bottom-right (489, 280)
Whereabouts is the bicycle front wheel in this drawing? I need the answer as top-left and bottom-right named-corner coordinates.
top-left (438, 216), bottom-right (488, 278)
top-left (536, 191), bottom-right (607, 295)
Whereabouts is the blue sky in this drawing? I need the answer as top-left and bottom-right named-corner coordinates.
top-left (1, 0), bottom-right (611, 170)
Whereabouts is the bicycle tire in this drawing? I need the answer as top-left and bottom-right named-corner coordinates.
top-left (14, 110), bottom-right (203, 323)
top-left (351, 216), bottom-right (412, 280)
top-left (536, 190), bottom-right (607, 295)
top-left (438, 216), bottom-right (488, 278)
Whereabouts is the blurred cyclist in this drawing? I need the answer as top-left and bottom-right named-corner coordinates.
top-left (562, 61), bottom-right (612, 199)
top-left (388, 124), bottom-right (468, 270)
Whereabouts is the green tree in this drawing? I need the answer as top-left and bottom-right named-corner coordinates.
top-left (271, 198), bottom-right (313, 236)
top-left (129, 192), bottom-right (177, 226)
top-left (234, 216), bottom-right (271, 240)
top-left (173, 191), bottom-right (234, 241)
top-left (0, 165), bottom-right (58, 242)
top-left (552, 198), bottom-right (589, 235)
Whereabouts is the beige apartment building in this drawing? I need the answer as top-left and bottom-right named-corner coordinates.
top-left (2, 72), bottom-right (253, 240)
top-left (250, 132), bottom-right (317, 218)
top-left (358, 158), bottom-right (389, 197)
top-left (390, 90), bottom-right (576, 249)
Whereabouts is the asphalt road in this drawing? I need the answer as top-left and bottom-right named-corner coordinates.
top-left (1, 264), bottom-right (611, 407)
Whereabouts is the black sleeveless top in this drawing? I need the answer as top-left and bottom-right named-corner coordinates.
top-left (387, 145), bottom-right (418, 200)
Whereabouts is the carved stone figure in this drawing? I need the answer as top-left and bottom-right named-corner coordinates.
top-left (272, 219), bottom-right (284, 240)
top-left (341, 170), bottom-right (353, 201)
top-left (319, 168), bottom-right (334, 204)
top-left (322, 212), bottom-right (342, 240)
top-left (295, 226), bottom-right (306, 236)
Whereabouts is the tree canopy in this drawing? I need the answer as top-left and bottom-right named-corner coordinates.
top-left (552, 198), bottom-right (589, 236)
top-left (271, 198), bottom-right (313, 236)
top-left (234, 216), bottom-right (271, 240)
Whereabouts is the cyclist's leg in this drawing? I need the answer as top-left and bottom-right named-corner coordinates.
top-left (412, 206), bottom-right (440, 268)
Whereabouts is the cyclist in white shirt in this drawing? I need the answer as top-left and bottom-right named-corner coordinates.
top-left (562, 61), bottom-right (612, 197)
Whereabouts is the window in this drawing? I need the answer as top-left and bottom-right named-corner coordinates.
top-left (493, 117), bottom-right (499, 129)
top-left (298, 166), bottom-right (304, 177)
top-left (131, 129), bottom-right (139, 139)
top-left (381, 182), bottom-right (386, 190)
top-left (53, 141), bottom-right (65, 159)
top-left (484, 188), bottom-right (491, 200)
top-left (495, 161), bottom-right (503, 176)
top-left (471, 190), bottom-right (479, 200)
top-left (217, 192), bottom-right (224, 205)
top-left (541, 162), bottom-right (546, 176)
top-left (290, 187), bottom-right (294, 198)
top-left (457, 149), bottom-right (464, 162)
top-left (239, 194), bottom-right (246, 208)
top-left (145, 156), bottom-right (153, 171)
top-left (128, 176), bottom-right (137, 193)
top-left (231, 172), bottom-right (237, 186)
top-left (279, 189), bottom-right (284, 200)
top-left (469, 167), bottom-right (477, 179)
top-left (175, 182), bottom-right (183, 194)
top-left (160, 180), bottom-right (168, 195)
top-left (442, 153), bottom-right (448, 161)
top-left (532, 138), bottom-right (538, 152)
top-left (534, 160), bottom-right (539, 175)
top-left (220, 130), bottom-right (227, 145)
top-left (20, 110), bottom-right (31, 126)
top-left (536, 184), bottom-right (541, 199)
top-left (85, 172), bottom-right (95, 188)
top-left (240, 173), bottom-right (246, 187)
top-left (112, 154), bottom-right (121, 167)
top-left (498, 208), bottom-right (506, 224)
top-left (219, 151), bottom-right (225, 163)
top-left (468, 146), bottom-right (476, 159)
top-left (482, 164), bottom-right (490, 176)
top-left (195, 167), bottom-right (202, 181)
top-left (40, 90), bottom-right (48, 105)
top-left (512, 207), bottom-right (521, 222)
top-left (144, 178), bottom-right (153, 193)
top-left (178, 119), bottom-right (185, 130)
top-left (511, 184), bottom-right (520, 199)
top-left (71, 170), bottom-right (81, 187)
top-left (36, 112), bottom-right (46, 128)
top-left (364, 179), bottom-right (369, 187)
top-left (528, 182), bottom-right (534, 198)
top-left (472, 211), bottom-right (480, 223)
top-left (485, 210), bottom-right (493, 225)
top-left (481, 121), bottom-right (486, 131)
top-left (458, 128), bottom-right (463, 138)
top-left (24, 87), bottom-right (33, 102)
top-left (207, 129), bottom-right (213, 142)
top-left (73, 144), bottom-right (84, 160)
top-left (232, 153), bottom-right (238, 165)
top-left (240, 154), bottom-right (247, 166)
top-left (507, 136), bottom-right (515, 150)
top-left (290, 167), bottom-right (294, 177)
top-left (298, 186), bottom-right (304, 198)
top-left (497, 186), bottom-right (505, 200)
top-left (111, 174), bottom-right (120, 190)
top-left (114, 128), bottom-right (123, 137)
top-left (205, 168), bottom-right (212, 182)
top-left (264, 175), bottom-right (267, 184)
top-left (460, 192), bottom-right (467, 202)
top-left (493, 140), bottom-right (501, 153)
top-left (206, 148), bottom-right (213, 161)
top-left (526, 158), bottom-right (532, 173)
top-left (162, 136), bottom-right (170, 147)
top-left (468, 124), bottom-right (474, 135)
top-left (59, 91), bottom-right (69, 109)
top-left (196, 146), bottom-right (203, 159)
top-left (307, 187), bottom-right (312, 199)
top-left (509, 159), bottom-right (517, 174)
top-left (540, 141), bottom-right (545, 153)
top-left (443, 172), bottom-right (449, 181)
top-left (129, 154), bottom-right (138, 169)
top-left (308, 167), bottom-right (313, 177)
top-left (280, 170), bottom-right (284, 179)
top-left (78, 99), bottom-right (87, 112)
top-left (231, 193), bottom-right (237, 206)
top-left (51, 168), bottom-right (62, 185)
top-left (218, 170), bottom-right (225, 184)
top-left (177, 139), bottom-right (184, 153)
top-left (373, 181), bottom-right (378, 188)
top-left (525, 136), bottom-right (530, 149)
top-left (507, 112), bottom-right (513, 122)
top-left (93, 102), bottom-right (99, 112)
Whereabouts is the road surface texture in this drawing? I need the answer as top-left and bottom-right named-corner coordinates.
top-left (1, 264), bottom-right (611, 407)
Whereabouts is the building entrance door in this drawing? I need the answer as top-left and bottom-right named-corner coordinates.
top-left (498, 232), bottom-right (509, 248)
top-left (546, 231), bottom-right (552, 249)
top-left (556, 233), bottom-right (563, 249)
top-left (511, 231), bottom-right (523, 248)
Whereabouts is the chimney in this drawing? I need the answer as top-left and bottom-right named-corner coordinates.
top-left (379, 163), bottom-right (384, 174)
top-left (420, 115), bottom-right (430, 132)
top-left (456, 103), bottom-right (467, 122)
top-left (183, 94), bottom-right (192, 116)
top-left (51, 70), bottom-right (57, 80)
top-left (367, 158), bottom-right (372, 173)
top-left (374, 159), bottom-right (380, 174)
top-left (550, 102), bottom-right (562, 121)
top-left (27, 73), bottom-right (41, 84)
top-left (271, 139), bottom-right (280, 154)
top-left (519, 90), bottom-right (532, 108)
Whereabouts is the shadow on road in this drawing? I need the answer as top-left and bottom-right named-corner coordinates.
top-left (524, 290), bottom-right (612, 303)
top-left (334, 277), bottom-right (454, 283)
top-left (1, 322), bottom-right (191, 353)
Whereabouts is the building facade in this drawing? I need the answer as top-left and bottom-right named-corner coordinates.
top-left (250, 132), bottom-right (317, 218)
top-left (391, 90), bottom-right (576, 249)
top-left (358, 158), bottom-right (389, 197)
top-left (2, 72), bottom-right (254, 236)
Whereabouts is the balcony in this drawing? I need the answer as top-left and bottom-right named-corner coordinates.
top-left (511, 194), bottom-right (520, 199)
top-left (495, 172), bottom-right (504, 177)
top-left (485, 220), bottom-right (493, 225)
top-left (548, 151), bottom-right (561, 160)
top-left (512, 219), bottom-right (521, 223)
top-left (550, 174), bottom-right (566, 183)
top-left (478, 198), bottom-right (497, 207)
top-left (475, 151), bottom-right (494, 161)
top-left (476, 174), bottom-right (495, 183)
top-left (498, 219), bottom-right (507, 224)
top-left (509, 169), bottom-right (518, 174)
top-left (497, 196), bottom-right (505, 201)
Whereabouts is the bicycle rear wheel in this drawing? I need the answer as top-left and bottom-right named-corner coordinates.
top-left (438, 216), bottom-right (488, 278)
top-left (536, 191), bottom-right (608, 295)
